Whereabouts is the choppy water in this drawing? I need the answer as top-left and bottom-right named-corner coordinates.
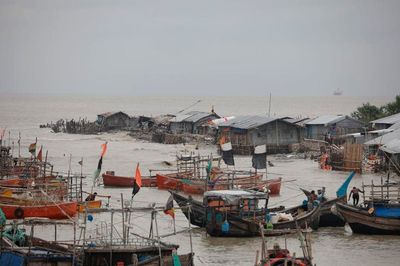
top-left (0, 95), bottom-right (399, 265)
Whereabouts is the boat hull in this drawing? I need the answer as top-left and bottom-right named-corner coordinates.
top-left (336, 202), bottom-right (400, 235)
top-left (170, 191), bottom-right (205, 227)
top-left (156, 172), bottom-right (192, 190)
top-left (0, 201), bottom-right (78, 219)
top-left (181, 176), bottom-right (281, 195)
top-left (102, 173), bottom-right (156, 187)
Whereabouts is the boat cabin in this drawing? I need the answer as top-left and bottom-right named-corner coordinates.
top-left (204, 190), bottom-right (268, 214)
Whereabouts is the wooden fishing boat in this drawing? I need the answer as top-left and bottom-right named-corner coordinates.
top-left (156, 171), bottom-right (193, 190)
top-left (336, 201), bottom-right (400, 235)
top-left (181, 176), bottom-right (281, 195)
top-left (77, 199), bottom-right (102, 213)
top-left (300, 171), bottom-right (355, 227)
top-left (102, 171), bottom-right (157, 187)
top-left (0, 201), bottom-right (78, 219)
top-left (170, 190), bottom-right (286, 229)
top-left (204, 190), bottom-right (320, 237)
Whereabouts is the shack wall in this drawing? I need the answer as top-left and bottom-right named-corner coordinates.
top-left (170, 121), bottom-right (193, 134)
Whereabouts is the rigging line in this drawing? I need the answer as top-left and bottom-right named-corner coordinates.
top-left (268, 192), bottom-right (305, 207)
top-left (175, 99), bottom-right (202, 115)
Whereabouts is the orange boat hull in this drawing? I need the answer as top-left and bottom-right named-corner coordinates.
top-left (156, 172), bottom-right (192, 190)
top-left (0, 201), bottom-right (78, 219)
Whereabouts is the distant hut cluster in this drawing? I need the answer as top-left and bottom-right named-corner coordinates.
top-left (42, 109), bottom-right (400, 174)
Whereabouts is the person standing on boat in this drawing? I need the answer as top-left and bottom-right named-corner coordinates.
top-left (85, 192), bottom-right (97, 201)
top-left (348, 187), bottom-right (364, 206)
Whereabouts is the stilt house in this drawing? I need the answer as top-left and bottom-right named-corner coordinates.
top-left (217, 116), bottom-right (304, 155)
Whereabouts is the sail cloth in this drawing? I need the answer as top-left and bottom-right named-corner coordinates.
top-left (252, 144), bottom-right (267, 169)
top-left (221, 142), bottom-right (235, 166)
top-left (336, 171), bottom-right (355, 198)
top-left (132, 163), bottom-right (142, 198)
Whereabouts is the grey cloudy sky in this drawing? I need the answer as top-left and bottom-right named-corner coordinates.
top-left (1, 0), bottom-right (399, 96)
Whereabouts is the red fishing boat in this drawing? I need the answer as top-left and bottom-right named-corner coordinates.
top-left (181, 176), bottom-right (282, 195)
top-left (102, 171), bottom-right (156, 187)
top-left (156, 172), bottom-right (193, 190)
top-left (0, 201), bottom-right (78, 219)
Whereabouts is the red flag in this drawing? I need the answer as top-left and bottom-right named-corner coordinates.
top-left (164, 195), bottom-right (175, 219)
top-left (100, 142), bottom-right (107, 157)
top-left (37, 147), bottom-right (43, 161)
top-left (132, 163), bottom-right (142, 197)
top-left (135, 163), bottom-right (142, 188)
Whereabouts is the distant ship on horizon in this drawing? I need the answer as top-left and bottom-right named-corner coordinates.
top-left (333, 88), bottom-right (343, 96)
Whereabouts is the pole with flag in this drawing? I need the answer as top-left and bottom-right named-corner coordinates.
top-left (164, 195), bottom-right (176, 234)
top-left (131, 163), bottom-right (142, 200)
top-left (220, 136), bottom-right (235, 166)
top-left (92, 142), bottom-right (107, 192)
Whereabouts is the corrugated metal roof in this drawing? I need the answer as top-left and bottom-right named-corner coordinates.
top-left (98, 111), bottom-right (128, 118)
top-left (371, 112), bottom-right (400, 125)
top-left (365, 128), bottom-right (400, 145)
top-left (171, 111), bottom-right (217, 123)
top-left (380, 139), bottom-right (400, 154)
top-left (218, 115), bottom-right (279, 129)
top-left (305, 115), bottom-right (345, 125)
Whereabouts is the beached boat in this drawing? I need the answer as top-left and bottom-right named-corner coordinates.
top-left (102, 171), bottom-right (157, 187)
top-left (336, 201), bottom-right (400, 235)
top-left (0, 201), bottom-right (78, 219)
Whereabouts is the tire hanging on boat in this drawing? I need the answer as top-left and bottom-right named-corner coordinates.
top-left (14, 207), bottom-right (24, 219)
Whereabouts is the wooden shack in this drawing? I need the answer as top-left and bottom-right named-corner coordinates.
top-left (169, 111), bottom-right (220, 135)
top-left (97, 111), bottom-right (131, 130)
top-left (370, 112), bottom-right (400, 130)
top-left (305, 115), bottom-right (364, 141)
top-left (217, 116), bottom-right (304, 155)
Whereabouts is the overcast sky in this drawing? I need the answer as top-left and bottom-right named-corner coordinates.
top-left (1, 0), bottom-right (399, 97)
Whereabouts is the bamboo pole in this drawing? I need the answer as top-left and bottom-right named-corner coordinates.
top-left (154, 210), bottom-right (164, 266)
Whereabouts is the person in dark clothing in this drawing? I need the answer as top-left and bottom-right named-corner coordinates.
top-left (85, 192), bottom-right (97, 201)
top-left (310, 190), bottom-right (317, 202)
top-left (348, 187), bottom-right (364, 206)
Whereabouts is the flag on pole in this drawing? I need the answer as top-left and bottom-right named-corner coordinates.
top-left (37, 146), bottom-right (43, 161)
top-left (164, 195), bottom-right (175, 219)
top-left (252, 144), bottom-right (267, 169)
top-left (220, 139), bottom-right (235, 166)
top-left (132, 163), bottom-right (142, 198)
top-left (78, 159), bottom-right (83, 166)
top-left (100, 142), bottom-right (108, 157)
top-left (28, 142), bottom-right (36, 155)
top-left (92, 156), bottom-right (103, 189)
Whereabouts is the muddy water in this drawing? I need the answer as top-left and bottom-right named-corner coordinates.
top-left (0, 95), bottom-right (399, 265)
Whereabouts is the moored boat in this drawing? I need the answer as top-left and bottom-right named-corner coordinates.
top-left (0, 201), bottom-right (78, 219)
top-left (102, 171), bottom-right (157, 187)
top-left (336, 201), bottom-right (400, 235)
top-left (181, 176), bottom-right (282, 195)
top-left (156, 171), bottom-right (192, 190)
